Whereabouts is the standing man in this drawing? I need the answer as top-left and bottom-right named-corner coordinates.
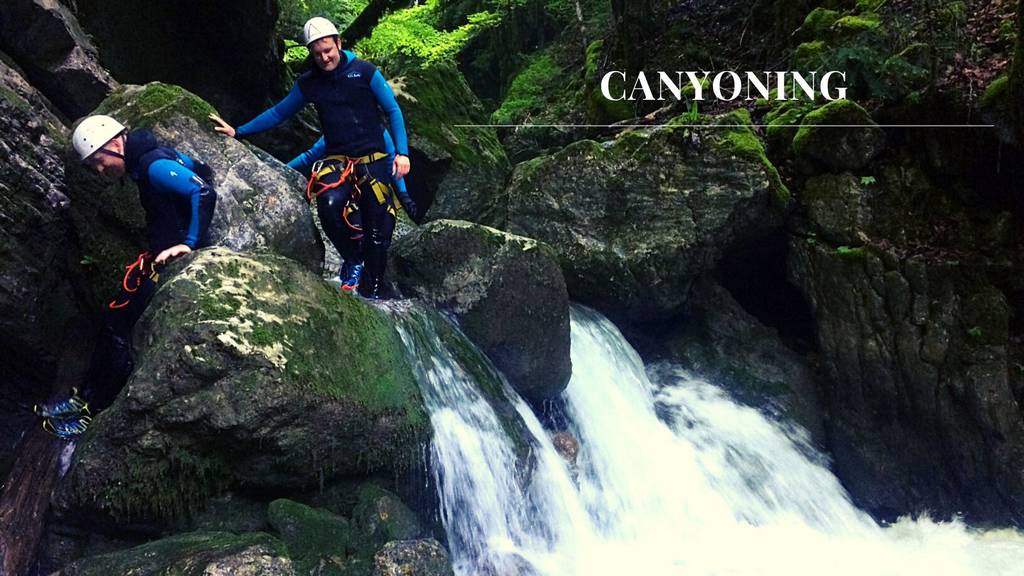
top-left (34, 115), bottom-right (216, 438)
top-left (209, 16), bottom-right (416, 299)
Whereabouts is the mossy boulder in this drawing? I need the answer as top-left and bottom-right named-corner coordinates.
top-left (792, 100), bottom-right (885, 170)
top-left (980, 75), bottom-right (1010, 111)
top-left (58, 249), bottom-right (428, 527)
top-left (268, 499), bottom-right (351, 576)
top-left (372, 540), bottom-right (453, 576)
top-left (795, 8), bottom-right (841, 43)
top-left (66, 82), bottom-right (322, 305)
top-left (486, 110), bottom-right (787, 322)
top-left (351, 484), bottom-right (424, 556)
top-left (53, 531), bottom-right (294, 576)
top-left (793, 40), bottom-right (830, 69)
top-left (392, 63), bottom-right (511, 222)
top-left (0, 0), bottom-right (117, 118)
top-left (392, 220), bottom-right (571, 400)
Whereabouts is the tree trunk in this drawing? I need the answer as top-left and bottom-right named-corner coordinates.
top-left (0, 432), bottom-right (66, 576)
top-left (1011, 0), bottom-right (1024, 142)
top-left (610, 0), bottom-right (652, 73)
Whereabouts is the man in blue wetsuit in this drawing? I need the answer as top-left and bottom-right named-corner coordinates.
top-left (209, 16), bottom-right (417, 299)
top-left (34, 114), bottom-right (216, 438)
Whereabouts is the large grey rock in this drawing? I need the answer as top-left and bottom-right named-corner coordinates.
top-left (53, 531), bottom-right (295, 576)
top-left (486, 110), bottom-right (790, 323)
top-left (65, 82), bottom-right (322, 302)
top-left (0, 0), bottom-right (117, 118)
top-left (662, 278), bottom-right (824, 445)
top-left (372, 539), bottom-right (453, 576)
top-left (392, 220), bottom-right (571, 400)
top-left (0, 53), bottom-right (87, 471)
top-left (788, 239), bottom-right (1024, 523)
top-left (392, 64), bottom-right (511, 222)
top-left (57, 249), bottom-right (428, 527)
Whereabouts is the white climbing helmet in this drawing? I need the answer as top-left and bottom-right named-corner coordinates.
top-left (303, 17), bottom-right (339, 46)
top-left (72, 114), bottom-right (125, 161)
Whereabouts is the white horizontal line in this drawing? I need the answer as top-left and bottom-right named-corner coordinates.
top-left (454, 124), bottom-right (995, 129)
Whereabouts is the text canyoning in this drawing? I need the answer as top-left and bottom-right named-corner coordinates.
top-left (602, 70), bottom-right (849, 102)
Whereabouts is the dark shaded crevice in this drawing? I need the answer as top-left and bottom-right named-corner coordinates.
top-left (406, 148), bottom-right (447, 220)
top-left (716, 230), bottom-right (817, 354)
top-left (73, 0), bottom-right (284, 122)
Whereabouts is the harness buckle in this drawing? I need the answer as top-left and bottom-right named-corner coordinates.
top-left (310, 158), bottom-right (325, 176)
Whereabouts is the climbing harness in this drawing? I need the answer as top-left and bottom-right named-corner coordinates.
top-left (108, 252), bottom-right (160, 310)
top-left (304, 153), bottom-right (397, 235)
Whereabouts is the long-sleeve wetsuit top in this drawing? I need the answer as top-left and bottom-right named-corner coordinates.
top-left (287, 130), bottom-right (408, 195)
top-left (124, 130), bottom-right (217, 253)
top-left (235, 50), bottom-right (408, 158)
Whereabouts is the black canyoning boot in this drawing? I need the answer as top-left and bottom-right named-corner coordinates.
top-left (357, 244), bottom-right (388, 300)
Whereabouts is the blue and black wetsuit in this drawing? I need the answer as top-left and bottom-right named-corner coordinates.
top-left (82, 130), bottom-right (217, 411)
top-left (234, 49), bottom-right (409, 297)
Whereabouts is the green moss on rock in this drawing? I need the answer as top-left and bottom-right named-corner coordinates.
top-left (269, 498), bottom-right (351, 574)
top-left (798, 8), bottom-right (841, 41)
top-left (980, 75), bottom-right (1009, 110)
top-left (63, 249), bottom-right (428, 526)
top-left (832, 12), bottom-right (882, 37)
top-left (709, 109), bottom-right (791, 207)
top-left (94, 82), bottom-right (216, 130)
top-left (792, 99), bottom-right (885, 170)
top-left (98, 446), bottom-right (231, 523)
top-left (794, 40), bottom-right (831, 69)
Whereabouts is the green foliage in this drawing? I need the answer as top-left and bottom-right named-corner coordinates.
top-left (277, 0), bottom-right (369, 40)
top-left (491, 51), bottom-right (564, 124)
top-left (356, 0), bottom-right (503, 70)
top-left (684, 100), bottom-right (700, 123)
top-left (282, 39), bottom-right (308, 65)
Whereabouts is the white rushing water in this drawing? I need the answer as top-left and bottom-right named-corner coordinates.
top-left (395, 304), bottom-right (1024, 576)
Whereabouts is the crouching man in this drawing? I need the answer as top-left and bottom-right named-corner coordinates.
top-left (35, 114), bottom-right (217, 439)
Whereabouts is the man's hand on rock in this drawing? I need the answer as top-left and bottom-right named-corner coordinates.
top-left (155, 244), bottom-right (192, 265)
top-left (208, 113), bottom-right (236, 138)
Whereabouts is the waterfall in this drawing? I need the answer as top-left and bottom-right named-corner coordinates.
top-left (394, 303), bottom-right (1024, 576)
